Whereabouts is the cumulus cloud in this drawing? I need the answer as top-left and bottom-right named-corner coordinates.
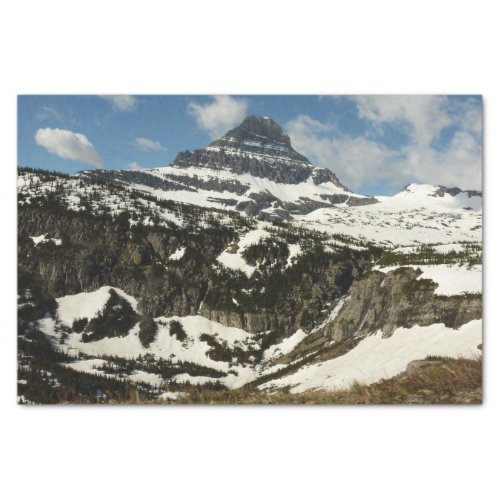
top-left (287, 115), bottom-right (397, 190)
top-left (100, 95), bottom-right (137, 111)
top-left (449, 97), bottom-right (483, 136)
top-left (286, 96), bottom-right (482, 192)
top-left (402, 129), bottom-right (482, 191)
top-left (35, 128), bottom-right (103, 168)
top-left (134, 137), bottom-right (165, 151)
top-left (352, 95), bottom-right (452, 146)
top-left (188, 95), bottom-right (248, 138)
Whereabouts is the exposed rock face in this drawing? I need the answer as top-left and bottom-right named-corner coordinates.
top-left (198, 258), bottom-right (367, 335)
top-left (323, 268), bottom-right (481, 341)
top-left (434, 186), bottom-right (482, 198)
top-left (167, 116), bottom-right (380, 215)
top-left (18, 199), bottom-right (377, 339)
top-left (176, 115), bottom-right (324, 185)
top-left (401, 183), bottom-right (482, 204)
top-left (199, 307), bottom-right (279, 333)
top-left (276, 267), bottom-right (481, 365)
top-left (18, 205), bottom-right (215, 318)
top-left (320, 193), bottom-right (379, 207)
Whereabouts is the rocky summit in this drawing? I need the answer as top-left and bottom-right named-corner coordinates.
top-left (170, 114), bottom-right (365, 212)
top-left (177, 115), bottom-right (335, 185)
top-left (17, 115), bottom-right (482, 404)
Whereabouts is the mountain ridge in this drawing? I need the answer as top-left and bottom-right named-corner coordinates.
top-left (76, 115), bottom-right (481, 221)
top-left (76, 115), bottom-right (481, 206)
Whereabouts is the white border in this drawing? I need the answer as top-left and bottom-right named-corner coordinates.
top-left (1, 2), bottom-right (498, 499)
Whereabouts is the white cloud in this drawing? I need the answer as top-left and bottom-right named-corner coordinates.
top-left (134, 137), bottom-right (165, 151)
top-left (403, 130), bottom-right (482, 191)
top-left (188, 95), bottom-right (248, 138)
top-left (100, 95), bottom-right (137, 111)
top-left (352, 95), bottom-right (452, 146)
top-left (35, 128), bottom-right (103, 168)
top-left (286, 97), bottom-right (482, 192)
top-left (450, 97), bottom-right (483, 136)
top-left (287, 115), bottom-right (397, 191)
top-left (36, 106), bottom-right (63, 122)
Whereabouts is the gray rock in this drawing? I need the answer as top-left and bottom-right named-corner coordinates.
top-left (405, 360), bottom-right (443, 375)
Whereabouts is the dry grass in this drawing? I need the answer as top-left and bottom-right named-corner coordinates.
top-left (167, 357), bottom-right (482, 405)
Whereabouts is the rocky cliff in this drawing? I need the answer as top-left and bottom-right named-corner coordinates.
top-left (278, 267), bottom-right (481, 364)
top-left (18, 192), bottom-right (378, 344)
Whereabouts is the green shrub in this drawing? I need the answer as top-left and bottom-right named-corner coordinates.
top-left (82, 289), bottom-right (137, 342)
top-left (138, 316), bottom-right (157, 347)
top-left (402, 278), bottom-right (436, 295)
top-left (72, 318), bottom-right (88, 333)
top-left (169, 320), bottom-right (187, 342)
top-left (299, 309), bottom-right (313, 327)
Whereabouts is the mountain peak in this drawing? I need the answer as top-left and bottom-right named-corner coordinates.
top-left (170, 115), bottom-right (347, 188)
top-left (222, 115), bottom-right (292, 147)
top-left (208, 115), bottom-right (310, 166)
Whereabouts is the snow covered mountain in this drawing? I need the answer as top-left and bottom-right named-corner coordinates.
top-left (75, 115), bottom-right (482, 248)
top-left (294, 182), bottom-right (482, 248)
top-left (17, 115), bottom-right (483, 404)
top-left (78, 115), bottom-right (378, 220)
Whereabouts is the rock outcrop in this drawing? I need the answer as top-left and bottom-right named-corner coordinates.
top-left (277, 267), bottom-right (481, 364)
top-left (323, 268), bottom-right (481, 341)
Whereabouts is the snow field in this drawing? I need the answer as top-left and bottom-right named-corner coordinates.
top-left (59, 358), bottom-right (164, 387)
top-left (56, 286), bottom-right (138, 327)
top-left (217, 226), bottom-right (272, 276)
top-left (38, 286), bottom-right (483, 394)
top-left (259, 320), bottom-right (482, 393)
top-left (262, 329), bottom-right (308, 362)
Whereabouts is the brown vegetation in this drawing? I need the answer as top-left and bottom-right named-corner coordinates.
top-left (166, 357), bottom-right (481, 405)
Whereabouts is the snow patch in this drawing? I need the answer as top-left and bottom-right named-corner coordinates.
top-left (56, 286), bottom-right (138, 327)
top-left (262, 329), bottom-right (308, 362)
top-left (217, 227), bottom-right (272, 277)
top-left (30, 234), bottom-right (62, 246)
top-left (171, 374), bottom-right (220, 386)
top-left (168, 247), bottom-right (185, 260)
top-left (374, 264), bottom-right (482, 296)
top-left (286, 244), bottom-right (302, 268)
top-left (294, 183), bottom-right (482, 249)
top-left (158, 391), bottom-right (187, 401)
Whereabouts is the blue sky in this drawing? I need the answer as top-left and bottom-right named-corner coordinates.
top-left (18, 95), bottom-right (482, 195)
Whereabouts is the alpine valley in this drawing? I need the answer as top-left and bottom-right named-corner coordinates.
top-left (18, 115), bottom-right (483, 404)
